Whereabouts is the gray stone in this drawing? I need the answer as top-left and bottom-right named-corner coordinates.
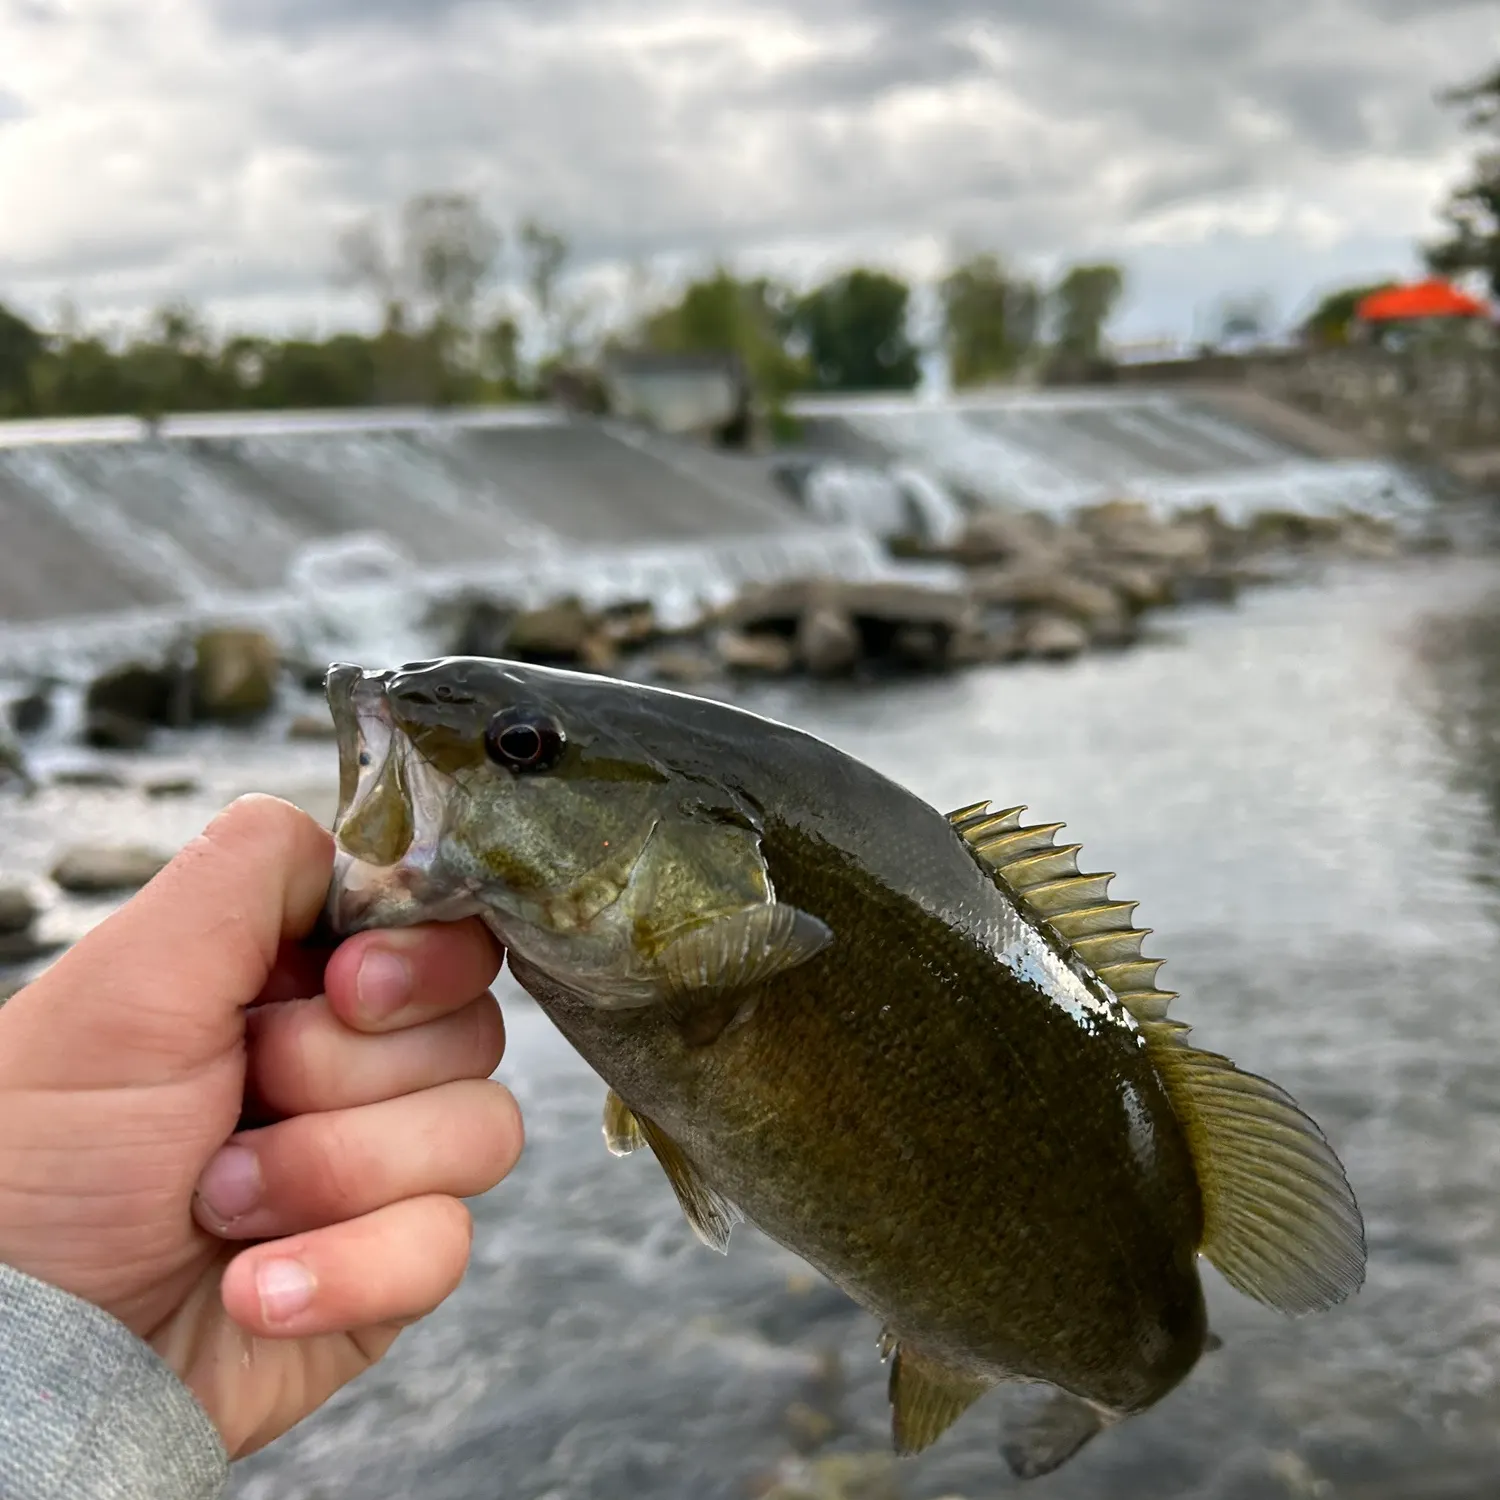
top-left (0, 884), bottom-right (39, 935)
top-left (52, 845), bottom-right (173, 894)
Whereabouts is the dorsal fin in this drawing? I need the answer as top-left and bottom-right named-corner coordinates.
top-left (947, 799), bottom-right (1367, 1317)
top-left (947, 800), bottom-right (1176, 1030)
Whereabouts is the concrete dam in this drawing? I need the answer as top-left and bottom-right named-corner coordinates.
top-left (0, 388), bottom-right (1440, 673)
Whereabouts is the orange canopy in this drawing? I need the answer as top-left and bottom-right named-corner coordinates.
top-left (1355, 278), bottom-right (1489, 322)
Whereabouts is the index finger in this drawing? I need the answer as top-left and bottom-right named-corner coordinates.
top-left (322, 920), bottom-right (503, 1033)
top-left (0, 795), bottom-right (332, 1091)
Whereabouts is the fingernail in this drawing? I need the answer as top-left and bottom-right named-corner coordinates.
top-left (194, 1144), bottom-right (262, 1228)
top-left (256, 1258), bottom-right (315, 1324)
top-left (357, 947), bottom-right (412, 1021)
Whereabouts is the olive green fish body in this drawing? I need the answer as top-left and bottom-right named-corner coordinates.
top-left (324, 657), bottom-right (1366, 1477)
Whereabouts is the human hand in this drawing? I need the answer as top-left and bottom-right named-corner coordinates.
top-left (0, 794), bottom-right (522, 1458)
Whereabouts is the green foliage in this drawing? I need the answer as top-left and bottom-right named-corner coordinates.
top-left (1049, 263), bottom-right (1125, 364)
top-left (0, 302), bottom-right (43, 415)
top-left (792, 268), bottom-right (921, 392)
top-left (1425, 64), bottom-right (1500, 298)
top-left (940, 253), bottom-right (1040, 387)
top-left (1297, 281), bottom-right (1398, 346)
top-left (639, 268), bottom-right (808, 400)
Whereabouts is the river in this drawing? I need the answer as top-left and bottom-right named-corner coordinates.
top-left (7, 554), bottom-right (1500, 1499)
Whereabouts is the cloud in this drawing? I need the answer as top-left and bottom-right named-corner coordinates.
top-left (0, 0), bottom-right (1491, 341)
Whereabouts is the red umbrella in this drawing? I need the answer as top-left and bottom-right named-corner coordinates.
top-left (1355, 278), bottom-right (1489, 322)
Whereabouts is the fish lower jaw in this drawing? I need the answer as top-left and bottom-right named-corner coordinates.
top-left (327, 846), bottom-right (484, 934)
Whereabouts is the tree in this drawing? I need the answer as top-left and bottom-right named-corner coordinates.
top-left (1297, 281), bottom-right (1398, 346)
top-left (1049, 263), bottom-right (1125, 366)
top-left (792, 269), bottom-right (921, 392)
top-left (940, 253), bottom-right (1040, 387)
top-left (1425, 64), bottom-right (1500, 298)
top-left (639, 268), bottom-right (807, 402)
top-left (335, 191), bottom-right (501, 401)
top-left (0, 301), bottom-right (43, 414)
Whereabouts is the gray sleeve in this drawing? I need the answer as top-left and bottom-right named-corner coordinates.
top-left (0, 1261), bottom-right (228, 1500)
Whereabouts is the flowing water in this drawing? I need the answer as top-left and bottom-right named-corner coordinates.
top-left (7, 555), bottom-right (1500, 1499)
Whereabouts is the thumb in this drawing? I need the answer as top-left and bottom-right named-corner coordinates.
top-left (0, 795), bottom-right (333, 1091)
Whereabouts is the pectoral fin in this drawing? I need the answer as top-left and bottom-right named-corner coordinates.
top-left (657, 902), bottom-right (832, 1046)
top-left (885, 1344), bottom-right (991, 1456)
top-left (633, 1112), bottom-right (743, 1254)
top-left (602, 1089), bottom-right (645, 1156)
top-left (999, 1384), bottom-right (1116, 1479)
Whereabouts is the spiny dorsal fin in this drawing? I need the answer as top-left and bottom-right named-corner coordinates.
top-left (948, 799), bottom-right (1367, 1317)
top-left (946, 800), bottom-right (1176, 1030)
top-left (885, 1344), bottom-right (991, 1456)
top-left (1143, 1022), bottom-right (1366, 1315)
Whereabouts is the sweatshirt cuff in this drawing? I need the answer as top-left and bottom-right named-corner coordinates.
top-left (0, 1261), bottom-right (228, 1500)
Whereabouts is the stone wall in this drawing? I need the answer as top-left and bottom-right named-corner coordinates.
top-left (1247, 347), bottom-right (1500, 455)
top-left (1115, 347), bottom-right (1500, 457)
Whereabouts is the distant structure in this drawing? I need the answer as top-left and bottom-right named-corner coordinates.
top-left (1352, 278), bottom-right (1496, 351)
top-left (600, 350), bottom-right (753, 447)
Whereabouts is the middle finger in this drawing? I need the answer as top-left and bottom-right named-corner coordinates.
top-left (246, 991), bottom-right (504, 1118)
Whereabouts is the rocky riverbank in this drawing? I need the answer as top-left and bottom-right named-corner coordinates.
top-left (0, 499), bottom-right (1444, 786)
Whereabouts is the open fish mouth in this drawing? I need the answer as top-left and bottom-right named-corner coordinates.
top-left (324, 663), bottom-right (482, 935)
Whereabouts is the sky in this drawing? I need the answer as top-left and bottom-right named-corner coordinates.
top-left (0, 0), bottom-right (1495, 348)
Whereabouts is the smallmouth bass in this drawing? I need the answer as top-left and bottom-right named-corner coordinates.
top-left (323, 656), bottom-right (1365, 1477)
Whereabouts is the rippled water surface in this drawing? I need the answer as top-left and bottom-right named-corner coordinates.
top-left (11, 557), bottom-right (1500, 1499)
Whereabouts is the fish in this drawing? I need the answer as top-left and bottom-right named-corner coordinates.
top-left (323, 655), bottom-right (1366, 1478)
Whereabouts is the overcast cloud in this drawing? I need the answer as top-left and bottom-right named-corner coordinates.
top-left (0, 0), bottom-right (1493, 343)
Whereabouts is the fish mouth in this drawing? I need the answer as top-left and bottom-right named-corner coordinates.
top-left (324, 663), bottom-right (483, 935)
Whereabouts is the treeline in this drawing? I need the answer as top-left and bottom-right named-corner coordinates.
top-left (0, 191), bottom-right (1126, 421)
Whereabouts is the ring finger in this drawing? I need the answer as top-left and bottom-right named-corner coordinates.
top-left (194, 1078), bottom-right (523, 1240)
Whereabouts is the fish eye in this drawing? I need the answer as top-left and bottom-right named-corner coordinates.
top-left (483, 706), bottom-right (567, 774)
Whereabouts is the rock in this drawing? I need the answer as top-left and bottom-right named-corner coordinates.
top-left (427, 592), bottom-right (517, 658)
top-left (192, 629), bottom-right (279, 723)
top-left (1081, 501), bottom-right (1214, 569)
top-left (505, 598), bottom-right (617, 671)
top-left (0, 972), bottom-right (33, 1003)
top-left (0, 884), bottom-right (39, 935)
top-left (950, 508), bottom-right (1060, 566)
top-left (0, 929), bottom-right (63, 963)
top-left (0, 732), bottom-right (35, 793)
top-left (143, 774), bottom-right (201, 798)
top-left (8, 685), bottom-right (52, 736)
top-left (51, 766), bottom-right (130, 789)
top-left (797, 606), bottom-right (861, 677)
top-left (646, 648), bottom-right (720, 686)
top-left (287, 711), bottom-right (338, 741)
top-left (1083, 560), bottom-right (1172, 610)
top-left (51, 845), bottom-right (172, 894)
top-left (1020, 614), bottom-right (1090, 660)
top-left (598, 600), bottom-right (658, 648)
top-left (85, 662), bottom-right (190, 747)
top-left (970, 565), bottom-right (1130, 643)
top-left (718, 631), bottom-right (798, 675)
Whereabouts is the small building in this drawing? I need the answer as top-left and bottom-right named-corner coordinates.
top-left (1353, 278), bottom-right (1496, 350)
top-left (599, 350), bottom-right (753, 446)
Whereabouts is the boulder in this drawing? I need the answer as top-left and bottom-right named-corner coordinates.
top-left (797, 605), bottom-right (861, 677)
top-left (1020, 614), bottom-right (1090, 661)
top-left (0, 929), bottom-right (62, 963)
top-left (969, 565), bottom-right (1130, 644)
top-left (287, 711), bottom-right (338, 741)
top-left (8, 685), bottom-right (52, 736)
top-left (84, 662), bottom-right (189, 748)
top-left (0, 883), bottom-right (39, 936)
top-left (192, 629), bottom-right (279, 723)
top-left (646, 647), bottom-right (720, 686)
top-left (505, 598), bottom-right (617, 672)
top-left (51, 766), bottom-right (130, 789)
top-left (143, 774), bottom-right (202, 798)
top-left (51, 844), bottom-right (172, 895)
top-left (718, 631), bottom-right (798, 675)
top-left (0, 733), bottom-right (35, 793)
top-left (427, 592), bottom-right (517, 658)
top-left (949, 508), bottom-right (1061, 567)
